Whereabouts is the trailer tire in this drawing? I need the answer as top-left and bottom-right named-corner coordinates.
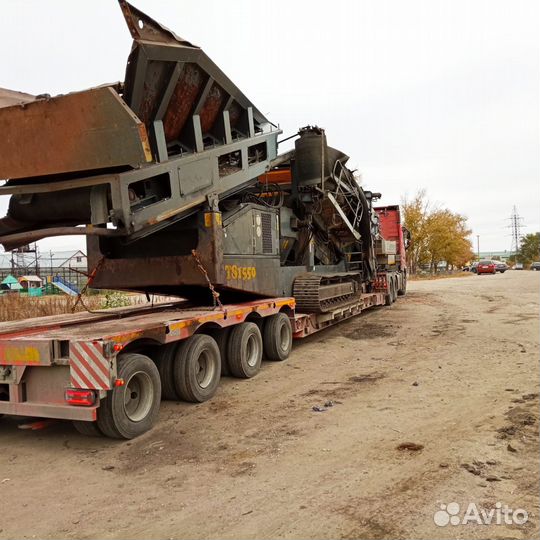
top-left (72, 420), bottom-right (103, 437)
top-left (204, 328), bottom-right (231, 376)
top-left (174, 334), bottom-right (221, 403)
top-left (397, 272), bottom-right (407, 296)
top-left (263, 313), bottom-right (292, 361)
top-left (392, 276), bottom-right (398, 302)
top-left (97, 353), bottom-right (161, 439)
top-left (227, 322), bottom-right (263, 378)
top-left (153, 343), bottom-right (180, 400)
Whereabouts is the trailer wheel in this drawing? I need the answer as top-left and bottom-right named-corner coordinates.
top-left (392, 276), bottom-right (398, 302)
top-left (227, 322), bottom-right (262, 378)
top-left (397, 272), bottom-right (407, 296)
top-left (153, 343), bottom-right (180, 400)
top-left (263, 313), bottom-right (292, 361)
top-left (97, 353), bottom-right (161, 439)
top-left (204, 328), bottom-right (231, 376)
top-left (72, 420), bottom-right (102, 437)
top-left (174, 334), bottom-right (221, 403)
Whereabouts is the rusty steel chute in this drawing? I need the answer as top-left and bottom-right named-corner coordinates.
top-left (0, 0), bottom-right (279, 249)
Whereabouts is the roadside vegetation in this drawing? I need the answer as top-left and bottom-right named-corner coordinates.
top-left (0, 294), bottom-right (102, 322)
top-left (508, 232), bottom-right (540, 266)
top-left (402, 190), bottom-right (474, 275)
top-left (0, 291), bottom-right (146, 322)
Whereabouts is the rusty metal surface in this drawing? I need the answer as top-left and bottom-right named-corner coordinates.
top-left (120, 0), bottom-right (270, 147)
top-left (118, 0), bottom-right (195, 45)
top-left (199, 82), bottom-right (227, 133)
top-left (0, 88), bottom-right (36, 108)
top-left (0, 86), bottom-right (152, 180)
top-left (0, 300), bottom-right (189, 339)
top-left (162, 63), bottom-right (208, 141)
top-left (88, 209), bottom-right (223, 293)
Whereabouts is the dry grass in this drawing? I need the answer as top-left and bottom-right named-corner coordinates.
top-left (0, 292), bottom-right (181, 323)
top-left (409, 271), bottom-right (473, 281)
top-left (0, 294), bottom-right (103, 322)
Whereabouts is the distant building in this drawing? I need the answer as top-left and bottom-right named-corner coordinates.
top-left (478, 250), bottom-right (511, 262)
top-left (0, 249), bottom-right (88, 291)
top-left (41, 250), bottom-right (87, 271)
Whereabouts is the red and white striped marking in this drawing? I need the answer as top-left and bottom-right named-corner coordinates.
top-left (69, 341), bottom-right (111, 390)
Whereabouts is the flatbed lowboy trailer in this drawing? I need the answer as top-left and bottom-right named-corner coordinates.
top-left (0, 283), bottom-right (397, 438)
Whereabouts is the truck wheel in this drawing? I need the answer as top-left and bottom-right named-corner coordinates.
top-left (153, 343), bottom-right (180, 400)
top-left (227, 322), bottom-right (262, 378)
top-left (385, 278), bottom-right (395, 305)
top-left (97, 353), bottom-right (161, 439)
top-left (385, 282), bottom-right (393, 306)
top-left (174, 334), bottom-right (221, 403)
top-left (263, 313), bottom-right (292, 361)
top-left (72, 420), bottom-right (102, 437)
top-left (397, 273), bottom-right (407, 296)
top-left (204, 327), bottom-right (231, 376)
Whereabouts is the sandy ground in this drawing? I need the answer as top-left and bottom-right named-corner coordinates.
top-left (0, 270), bottom-right (538, 540)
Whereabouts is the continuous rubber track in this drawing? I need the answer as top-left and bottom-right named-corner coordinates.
top-left (293, 273), bottom-right (360, 313)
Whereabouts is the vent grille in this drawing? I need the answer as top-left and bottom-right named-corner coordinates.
top-left (261, 213), bottom-right (273, 254)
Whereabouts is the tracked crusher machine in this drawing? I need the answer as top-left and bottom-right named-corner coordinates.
top-left (0, 1), bottom-right (387, 313)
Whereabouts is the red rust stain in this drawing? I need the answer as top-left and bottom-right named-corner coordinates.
top-left (228, 101), bottom-right (242, 128)
top-left (163, 63), bottom-right (206, 141)
top-left (199, 83), bottom-right (226, 133)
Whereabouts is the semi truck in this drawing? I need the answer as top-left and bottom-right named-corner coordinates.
top-left (0, 1), bottom-right (408, 438)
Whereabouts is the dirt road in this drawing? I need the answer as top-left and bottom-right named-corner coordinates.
top-left (0, 270), bottom-right (538, 540)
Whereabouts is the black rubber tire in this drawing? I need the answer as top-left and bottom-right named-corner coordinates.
top-left (153, 343), bottom-right (180, 400)
top-left (72, 420), bottom-right (103, 437)
top-left (173, 334), bottom-right (221, 403)
top-left (97, 353), bottom-right (161, 439)
top-left (227, 322), bottom-right (263, 378)
top-left (205, 328), bottom-right (231, 376)
top-left (386, 277), bottom-right (396, 304)
top-left (397, 272), bottom-right (407, 296)
top-left (263, 313), bottom-right (292, 361)
top-left (392, 277), bottom-right (398, 302)
top-left (385, 283), bottom-right (393, 306)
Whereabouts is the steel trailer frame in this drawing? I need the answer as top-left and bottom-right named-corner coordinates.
top-left (0, 281), bottom-right (395, 425)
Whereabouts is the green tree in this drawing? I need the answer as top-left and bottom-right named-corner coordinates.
top-left (519, 233), bottom-right (540, 263)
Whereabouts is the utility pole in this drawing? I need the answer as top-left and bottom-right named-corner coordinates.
top-left (476, 235), bottom-right (480, 261)
top-left (508, 206), bottom-right (524, 261)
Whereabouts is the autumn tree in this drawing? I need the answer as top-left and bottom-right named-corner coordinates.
top-left (401, 190), bottom-right (430, 274)
top-left (402, 191), bottom-right (473, 274)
